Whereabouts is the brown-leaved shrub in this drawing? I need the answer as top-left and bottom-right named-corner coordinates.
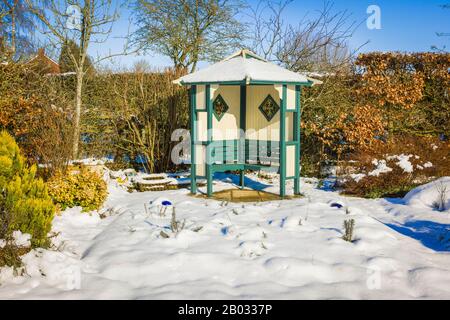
top-left (341, 136), bottom-right (450, 198)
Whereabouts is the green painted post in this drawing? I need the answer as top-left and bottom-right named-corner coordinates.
top-left (206, 84), bottom-right (213, 197)
top-left (280, 85), bottom-right (287, 197)
top-left (190, 86), bottom-right (197, 194)
top-left (294, 85), bottom-right (301, 195)
top-left (240, 84), bottom-right (247, 189)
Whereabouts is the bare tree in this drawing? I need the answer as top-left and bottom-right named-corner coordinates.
top-left (132, 0), bottom-right (247, 72)
top-left (26, 0), bottom-right (135, 158)
top-left (249, 0), bottom-right (292, 61)
top-left (0, 0), bottom-right (42, 57)
top-left (437, 4), bottom-right (449, 38)
top-left (432, 4), bottom-right (449, 52)
top-left (249, 0), bottom-right (368, 173)
top-left (250, 0), bottom-right (365, 73)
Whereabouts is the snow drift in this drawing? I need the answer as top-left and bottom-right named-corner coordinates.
top-left (403, 177), bottom-right (450, 211)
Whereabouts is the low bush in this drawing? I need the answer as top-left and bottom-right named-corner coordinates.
top-left (343, 167), bottom-right (417, 198)
top-left (341, 136), bottom-right (450, 198)
top-left (47, 166), bottom-right (108, 212)
top-left (0, 131), bottom-right (55, 248)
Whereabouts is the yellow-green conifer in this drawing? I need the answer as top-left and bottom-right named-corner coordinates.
top-left (0, 131), bottom-right (55, 247)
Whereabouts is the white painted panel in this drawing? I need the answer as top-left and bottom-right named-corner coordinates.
top-left (246, 85), bottom-right (294, 142)
top-left (195, 145), bottom-right (206, 177)
top-left (196, 85), bottom-right (240, 142)
top-left (246, 85), bottom-right (281, 141)
top-left (286, 145), bottom-right (296, 177)
top-left (197, 112), bottom-right (207, 142)
top-left (274, 84), bottom-right (283, 99)
top-left (211, 85), bottom-right (219, 98)
top-left (212, 85), bottom-right (240, 141)
top-left (287, 85), bottom-right (296, 110)
top-left (286, 112), bottom-right (294, 141)
top-left (196, 85), bottom-right (205, 110)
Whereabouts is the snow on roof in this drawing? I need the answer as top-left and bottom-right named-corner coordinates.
top-left (174, 49), bottom-right (318, 85)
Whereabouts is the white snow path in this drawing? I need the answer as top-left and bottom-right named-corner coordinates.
top-left (0, 176), bottom-right (449, 299)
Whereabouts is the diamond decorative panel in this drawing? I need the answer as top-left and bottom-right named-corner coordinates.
top-left (213, 94), bottom-right (229, 121)
top-left (258, 95), bottom-right (280, 121)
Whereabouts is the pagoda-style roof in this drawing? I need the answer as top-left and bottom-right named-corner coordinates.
top-left (174, 49), bottom-right (318, 86)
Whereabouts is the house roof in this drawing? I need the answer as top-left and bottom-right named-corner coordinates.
top-left (27, 48), bottom-right (60, 74)
top-left (174, 49), bottom-right (319, 86)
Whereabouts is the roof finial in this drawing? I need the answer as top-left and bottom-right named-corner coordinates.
top-left (223, 49), bottom-right (268, 62)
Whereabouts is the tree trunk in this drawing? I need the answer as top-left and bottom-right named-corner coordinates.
top-left (73, 72), bottom-right (83, 158)
top-left (165, 94), bottom-right (177, 171)
top-left (190, 60), bottom-right (198, 73)
top-left (10, 0), bottom-right (17, 55)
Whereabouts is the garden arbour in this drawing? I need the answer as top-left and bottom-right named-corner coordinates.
top-left (174, 49), bottom-right (320, 197)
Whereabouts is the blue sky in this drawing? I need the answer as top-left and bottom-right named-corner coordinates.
top-left (92, 0), bottom-right (449, 69)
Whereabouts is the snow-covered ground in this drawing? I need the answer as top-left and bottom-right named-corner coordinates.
top-left (0, 174), bottom-right (449, 299)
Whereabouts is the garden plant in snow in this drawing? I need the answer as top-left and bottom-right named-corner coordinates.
top-left (170, 207), bottom-right (186, 235)
top-left (433, 181), bottom-right (448, 212)
top-left (0, 131), bottom-right (55, 249)
top-left (342, 219), bottom-right (355, 242)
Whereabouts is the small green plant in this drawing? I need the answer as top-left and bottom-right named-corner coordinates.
top-left (0, 240), bottom-right (30, 268)
top-left (433, 181), bottom-right (448, 212)
top-left (47, 166), bottom-right (108, 212)
top-left (0, 131), bottom-right (55, 248)
top-left (159, 207), bottom-right (186, 239)
top-left (317, 179), bottom-right (325, 189)
top-left (170, 207), bottom-right (185, 235)
top-left (342, 219), bottom-right (355, 242)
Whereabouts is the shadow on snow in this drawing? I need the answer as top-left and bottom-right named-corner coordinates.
top-left (385, 220), bottom-right (450, 252)
top-left (213, 172), bottom-right (271, 191)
